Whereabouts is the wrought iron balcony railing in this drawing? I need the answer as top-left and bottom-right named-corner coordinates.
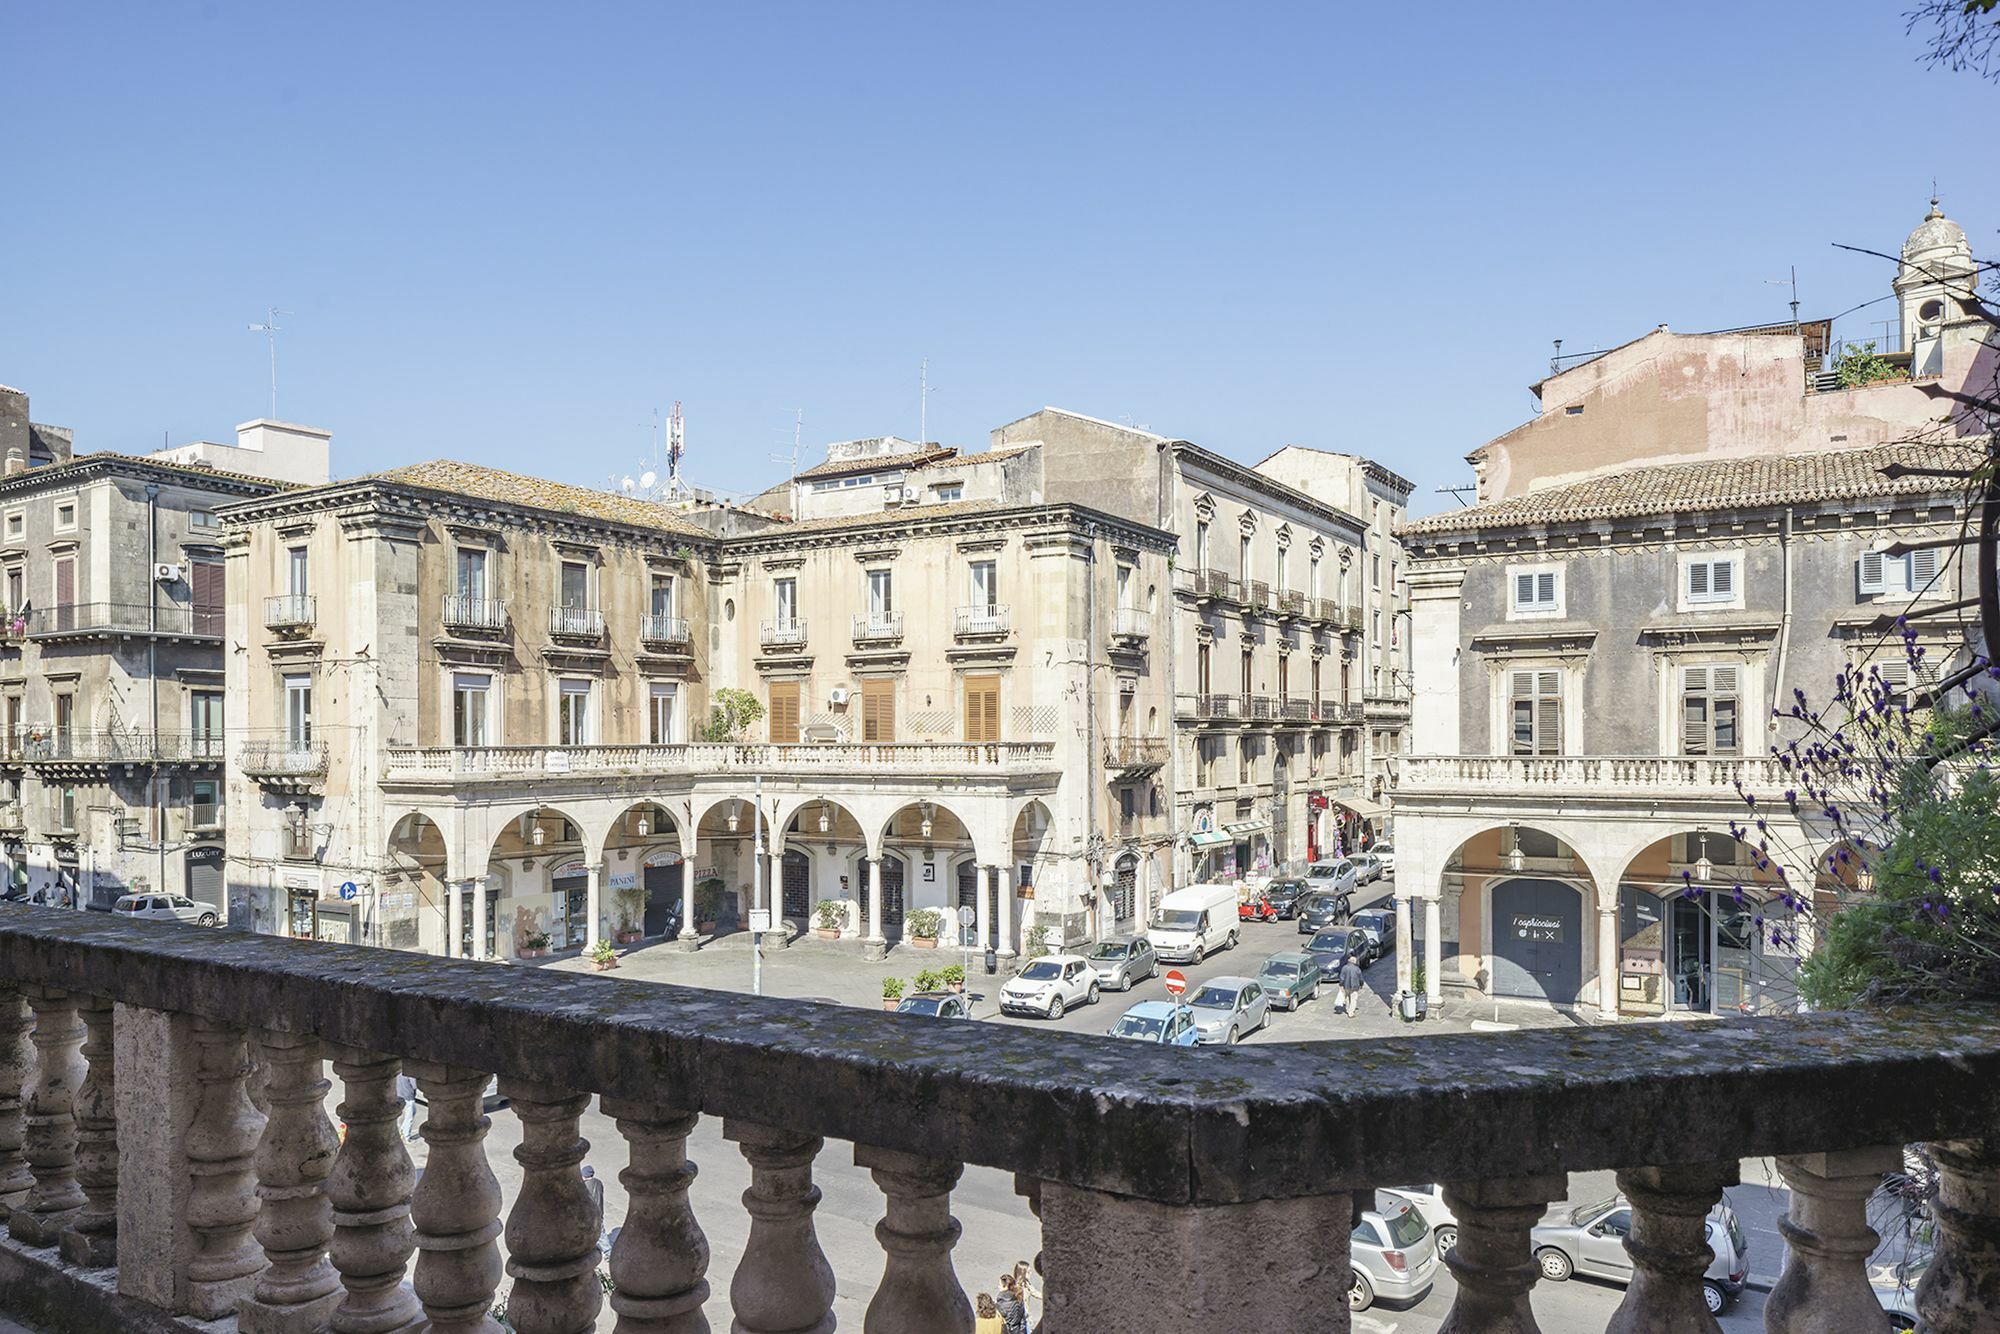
top-left (852, 612), bottom-right (903, 643)
top-left (441, 595), bottom-right (509, 633)
top-left (640, 613), bottom-right (692, 648)
top-left (953, 604), bottom-right (1010, 637)
top-left (263, 594), bottom-right (316, 631)
top-left (549, 605), bottom-right (605, 639)
top-left (760, 617), bottom-right (808, 649)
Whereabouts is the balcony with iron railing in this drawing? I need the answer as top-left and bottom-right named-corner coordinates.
top-left (0, 803), bottom-right (21, 834)
top-left (9, 729), bottom-right (226, 767)
top-left (851, 611), bottom-right (904, 644)
top-left (640, 612), bottom-right (692, 650)
top-left (1242, 692), bottom-right (1277, 722)
top-left (441, 594), bottom-right (509, 634)
top-left (1279, 697), bottom-right (1312, 724)
top-left (760, 617), bottom-right (808, 649)
top-left (1175, 567), bottom-right (1236, 602)
top-left (23, 601), bottom-right (226, 640)
top-left (1243, 579), bottom-right (1272, 612)
top-left (953, 604), bottom-right (1010, 638)
top-left (1175, 693), bottom-right (1239, 723)
top-left (549, 605), bottom-right (605, 640)
top-left (1104, 736), bottom-right (1170, 772)
top-left (1111, 606), bottom-right (1151, 641)
top-left (1276, 589), bottom-right (1307, 618)
top-left (0, 907), bottom-right (1996, 1333)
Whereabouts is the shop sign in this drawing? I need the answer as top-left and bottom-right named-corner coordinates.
top-left (549, 858), bottom-right (588, 882)
top-left (643, 849), bottom-right (685, 869)
top-left (607, 871), bottom-right (639, 892)
top-left (1511, 914), bottom-right (1565, 943)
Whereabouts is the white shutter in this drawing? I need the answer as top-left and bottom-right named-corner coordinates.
top-left (1712, 560), bottom-right (1734, 596)
top-left (1858, 551), bottom-right (1886, 595)
top-left (1712, 666), bottom-right (1739, 695)
top-left (1535, 572), bottom-right (1556, 605)
top-left (1910, 547), bottom-right (1941, 587)
top-left (1878, 661), bottom-right (1911, 692)
top-left (1682, 666), bottom-right (1708, 694)
top-left (1687, 562), bottom-right (1709, 598)
top-left (1515, 573), bottom-right (1535, 607)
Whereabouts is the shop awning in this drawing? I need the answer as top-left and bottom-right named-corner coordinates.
top-left (1188, 829), bottom-right (1232, 848)
top-left (1334, 797), bottom-right (1391, 820)
top-left (1224, 821), bottom-right (1269, 838)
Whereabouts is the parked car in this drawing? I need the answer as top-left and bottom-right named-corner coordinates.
top-left (1531, 1193), bottom-right (1749, 1314)
top-left (1351, 907), bottom-right (1397, 956)
top-left (1372, 843), bottom-right (1396, 877)
top-left (1304, 859), bottom-right (1360, 901)
top-left (999, 954), bottom-right (1100, 1019)
top-left (1106, 1000), bottom-right (1200, 1046)
top-left (1084, 937), bottom-right (1157, 992)
top-left (1351, 1190), bottom-right (1440, 1311)
top-left (1303, 927), bottom-right (1373, 973)
top-left (1350, 852), bottom-right (1384, 885)
top-left (1238, 887), bottom-right (1279, 922)
top-left (1264, 877), bottom-right (1310, 918)
top-left (1383, 1185), bottom-right (1457, 1253)
top-left (1186, 976), bottom-right (1270, 1045)
top-left (896, 992), bottom-right (973, 1019)
top-left (1873, 1249), bottom-right (1929, 1332)
top-left (1295, 891), bottom-right (1352, 935)
top-left (112, 893), bottom-right (220, 927)
top-left (1256, 952), bottom-right (1322, 1010)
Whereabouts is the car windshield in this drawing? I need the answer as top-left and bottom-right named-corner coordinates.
top-left (1309, 931), bottom-right (1348, 951)
top-left (1111, 1015), bottom-right (1166, 1040)
top-left (1384, 1206), bottom-right (1428, 1248)
top-left (1261, 961), bottom-right (1299, 978)
top-left (1722, 1208), bottom-right (1745, 1256)
top-left (897, 998), bottom-right (944, 1015)
top-left (1088, 944), bottom-right (1129, 960)
top-left (1152, 909), bottom-right (1202, 930)
top-left (1572, 1196), bottom-right (1621, 1226)
top-left (1356, 913), bottom-right (1389, 932)
top-left (1019, 962), bottom-right (1061, 981)
top-left (1269, 881), bottom-right (1303, 895)
top-left (1189, 986), bottom-right (1239, 1009)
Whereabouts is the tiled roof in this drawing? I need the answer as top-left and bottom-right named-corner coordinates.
top-left (752, 500), bottom-right (1003, 536)
top-left (1401, 442), bottom-right (1984, 537)
top-left (912, 444), bottom-right (1037, 471)
top-left (367, 460), bottom-right (709, 537)
top-left (0, 451), bottom-right (289, 495)
top-left (794, 446), bottom-right (956, 481)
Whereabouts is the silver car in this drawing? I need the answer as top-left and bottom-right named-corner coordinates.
top-left (1383, 1184), bottom-right (1457, 1253)
top-left (1186, 975), bottom-right (1269, 1045)
top-left (1351, 1190), bottom-right (1439, 1311)
top-left (1084, 937), bottom-right (1157, 991)
top-left (1304, 859), bottom-right (1360, 900)
top-left (1531, 1194), bottom-right (1749, 1314)
top-left (113, 893), bottom-right (220, 927)
top-left (1350, 853), bottom-right (1383, 885)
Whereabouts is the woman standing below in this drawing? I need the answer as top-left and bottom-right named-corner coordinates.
top-left (995, 1273), bottom-right (1028, 1334)
top-left (1012, 1259), bottom-right (1042, 1329)
top-left (974, 1292), bottom-right (1004, 1334)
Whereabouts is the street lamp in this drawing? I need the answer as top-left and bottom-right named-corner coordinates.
top-left (1693, 829), bottom-right (1713, 883)
top-left (727, 801), bottom-right (741, 834)
top-left (635, 813), bottom-right (650, 838)
top-left (919, 800), bottom-right (935, 842)
top-left (1506, 823), bottom-right (1525, 873)
top-left (818, 802), bottom-right (831, 835)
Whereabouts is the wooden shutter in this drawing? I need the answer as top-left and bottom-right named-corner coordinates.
top-left (1681, 667), bottom-right (1709, 754)
top-left (768, 682), bottom-right (800, 744)
top-left (861, 678), bottom-right (894, 742)
top-left (964, 675), bottom-right (999, 742)
top-left (1713, 666), bottom-right (1739, 753)
top-left (55, 558), bottom-right (73, 606)
top-left (1858, 551), bottom-right (1886, 595)
top-left (1515, 573), bottom-right (1535, 607)
top-left (1535, 670), bottom-right (1561, 754)
top-left (1687, 562), bottom-right (1710, 599)
top-left (192, 560), bottom-right (224, 635)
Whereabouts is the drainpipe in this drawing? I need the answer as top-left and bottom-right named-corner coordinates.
top-left (146, 483), bottom-right (164, 903)
top-left (1085, 531), bottom-right (1099, 945)
top-left (1769, 508), bottom-right (1795, 740)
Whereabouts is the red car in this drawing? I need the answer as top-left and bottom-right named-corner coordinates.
top-left (1238, 890), bottom-right (1278, 922)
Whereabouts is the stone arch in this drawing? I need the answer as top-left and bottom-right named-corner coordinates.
top-left (775, 798), bottom-right (872, 929)
top-left (1440, 824), bottom-right (1602, 1010)
top-left (384, 812), bottom-right (447, 953)
top-left (486, 804), bottom-right (593, 955)
top-left (877, 799), bottom-right (977, 937)
top-left (1609, 828), bottom-right (1801, 1018)
top-left (603, 801), bottom-right (688, 940)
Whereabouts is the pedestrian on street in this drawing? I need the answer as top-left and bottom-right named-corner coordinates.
top-left (1339, 955), bottom-right (1365, 1018)
top-left (1012, 1259), bottom-right (1041, 1328)
top-left (394, 1073), bottom-right (421, 1141)
top-left (995, 1273), bottom-right (1027, 1334)
top-left (974, 1292), bottom-right (1004, 1334)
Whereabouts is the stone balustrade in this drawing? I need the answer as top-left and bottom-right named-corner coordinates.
top-left (0, 906), bottom-right (1995, 1332)
top-left (382, 739), bottom-right (1060, 783)
top-left (1400, 753), bottom-right (1789, 794)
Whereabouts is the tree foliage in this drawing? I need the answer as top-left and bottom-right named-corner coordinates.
top-left (1908, 0), bottom-right (2000, 81)
top-left (1833, 340), bottom-right (1904, 388)
top-left (698, 687), bottom-right (765, 741)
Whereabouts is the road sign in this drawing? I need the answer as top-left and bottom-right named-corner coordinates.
top-left (957, 905), bottom-right (975, 926)
top-left (338, 881), bottom-right (359, 901)
top-left (1163, 969), bottom-right (1187, 998)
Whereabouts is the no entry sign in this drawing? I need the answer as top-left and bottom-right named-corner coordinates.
top-left (1163, 969), bottom-right (1187, 998)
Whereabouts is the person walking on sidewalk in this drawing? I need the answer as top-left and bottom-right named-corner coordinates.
top-left (995, 1273), bottom-right (1027, 1334)
top-left (1339, 955), bottom-right (1365, 1018)
top-left (394, 1072), bottom-right (421, 1141)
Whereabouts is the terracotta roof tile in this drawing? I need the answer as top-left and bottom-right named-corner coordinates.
top-left (366, 460), bottom-right (709, 537)
top-left (754, 500), bottom-right (1003, 535)
top-left (794, 446), bottom-right (956, 481)
top-left (911, 444), bottom-right (1037, 471)
top-left (1401, 442), bottom-right (1983, 538)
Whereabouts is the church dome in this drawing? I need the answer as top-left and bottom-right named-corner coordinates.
top-left (1904, 197), bottom-right (1970, 260)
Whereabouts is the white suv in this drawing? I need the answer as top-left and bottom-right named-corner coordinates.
top-left (113, 893), bottom-right (220, 927)
top-left (1000, 954), bottom-right (1101, 1019)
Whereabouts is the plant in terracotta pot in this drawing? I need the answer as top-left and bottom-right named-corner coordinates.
top-left (914, 967), bottom-right (942, 994)
top-left (881, 976), bottom-right (905, 1011)
top-left (940, 963), bottom-right (966, 994)
top-left (588, 939), bottom-right (618, 971)
top-left (613, 886), bottom-right (647, 945)
top-left (520, 931), bottom-right (553, 959)
top-left (813, 899), bottom-right (845, 940)
top-left (906, 908), bottom-right (942, 949)
top-left (694, 878), bottom-right (724, 933)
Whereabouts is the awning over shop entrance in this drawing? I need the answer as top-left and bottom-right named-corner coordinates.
top-left (1333, 797), bottom-right (1390, 821)
top-left (1223, 821), bottom-right (1269, 838)
top-left (1189, 829), bottom-right (1232, 848)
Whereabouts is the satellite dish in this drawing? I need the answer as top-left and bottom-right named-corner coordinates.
top-left (639, 470), bottom-right (657, 490)
top-left (620, 476), bottom-right (635, 493)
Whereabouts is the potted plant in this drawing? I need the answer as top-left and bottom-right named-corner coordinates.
top-left (940, 963), bottom-right (966, 994)
top-left (813, 899), bottom-right (846, 940)
top-left (694, 879), bottom-right (723, 934)
top-left (914, 966), bottom-right (942, 994)
top-left (881, 976), bottom-right (905, 1011)
top-left (613, 886), bottom-right (647, 945)
top-left (906, 908), bottom-right (941, 949)
top-left (588, 939), bottom-right (618, 971)
top-left (519, 931), bottom-right (552, 959)
top-left (1025, 922), bottom-right (1051, 959)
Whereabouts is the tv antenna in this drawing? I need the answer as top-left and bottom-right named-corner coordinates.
top-left (1436, 484), bottom-right (1477, 508)
top-left (769, 409), bottom-right (804, 480)
top-left (247, 307), bottom-right (287, 419)
top-left (919, 358), bottom-right (933, 445)
top-left (1765, 266), bottom-right (1801, 326)
top-left (666, 402), bottom-right (686, 490)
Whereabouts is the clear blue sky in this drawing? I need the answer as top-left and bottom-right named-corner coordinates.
top-left (4, 2), bottom-right (1992, 515)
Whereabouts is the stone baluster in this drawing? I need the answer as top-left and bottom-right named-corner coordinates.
top-left (58, 996), bottom-right (118, 1267)
top-left (327, 1046), bottom-right (423, 1333)
top-left (726, 1119), bottom-right (834, 1334)
top-left (183, 1016), bottom-right (267, 1317)
top-left (1915, 1139), bottom-right (2000, 1332)
top-left (1603, 1161), bottom-right (1738, 1334)
top-left (239, 1031), bottom-right (342, 1332)
top-left (0, 986), bottom-right (33, 1220)
top-left (1436, 1174), bottom-right (1565, 1334)
top-left (500, 1078), bottom-right (601, 1334)
top-left (856, 1146), bottom-right (971, 1334)
top-left (409, 1061), bottom-right (504, 1334)
top-left (603, 1097), bottom-right (709, 1333)
top-left (1764, 1146), bottom-right (1902, 1333)
top-left (10, 986), bottom-right (85, 1248)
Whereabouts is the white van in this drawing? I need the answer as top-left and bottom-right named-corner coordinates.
top-left (1148, 884), bottom-right (1240, 964)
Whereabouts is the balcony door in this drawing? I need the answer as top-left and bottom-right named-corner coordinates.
top-left (283, 675), bottom-right (313, 755)
top-left (452, 674), bottom-right (490, 748)
top-left (456, 548), bottom-right (488, 601)
top-left (650, 574), bottom-right (675, 618)
top-left (964, 675), bottom-right (999, 743)
top-left (190, 691), bottom-right (224, 760)
top-left (54, 556), bottom-right (74, 632)
top-left (768, 681), bottom-right (801, 744)
top-left (191, 560), bottom-right (224, 636)
top-left (648, 683), bottom-right (677, 745)
top-left (860, 678), bottom-right (894, 743)
top-left (773, 577), bottom-right (798, 628)
top-left (557, 680), bottom-right (591, 746)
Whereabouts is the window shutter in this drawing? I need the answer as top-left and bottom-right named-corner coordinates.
top-left (964, 675), bottom-right (999, 743)
top-left (1510, 670), bottom-right (1533, 699)
top-left (1712, 560), bottom-right (1734, 596)
top-left (1536, 694), bottom-right (1561, 755)
top-left (1683, 696), bottom-right (1708, 755)
top-left (1878, 661), bottom-right (1911, 692)
top-left (1687, 562), bottom-right (1709, 598)
top-left (1712, 666), bottom-right (1739, 696)
top-left (1911, 547), bottom-right (1941, 586)
top-left (768, 683), bottom-right (800, 744)
top-left (1858, 551), bottom-right (1886, 595)
top-left (1683, 666), bottom-right (1709, 695)
top-left (1535, 572), bottom-right (1556, 605)
top-left (861, 678), bottom-right (895, 743)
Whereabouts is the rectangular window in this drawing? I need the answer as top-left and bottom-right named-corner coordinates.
top-left (56, 786), bottom-right (76, 832)
top-left (1240, 648), bottom-right (1253, 696)
top-left (1276, 547), bottom-right (1289, 594)
top-left (1509, 670), bottom-right (1562, 756)
top-left (54, 693), bottom-right (74, 754)
top-left (191, 691), bottom-right (224, 759)
top-left (649, 573), bottom-right (675, 618)
top-left (452, 673), bottom-right (490, 747)
top-left (649, 683), bottom-right (677, 745)
top-left (768, 681), bottom-right (801, 744)
top-left (964, 674), bottom-right (1000, 743)
top-left (557, 679), bottom-right (590, 746)
top-left (1116, 562), bottom-right (1135, 608)
top-left (1196, 643), bottom-right (1211, 696)
top-left (933, 483), bottom-right (962, 502)
top-left (5, 568), bottom-right (21, 614)
top-left (1858, 547), bottom-right (1942, 597)
top-left (860, 677), bottom-right (895, 743)
top-left (867, 568), bottom-right (893, 617)
top-left (559, 561), bottom-right (590, 609)
top-left (456, 548), bottom-right (488, 600)
top-left (1195, 521), bottom-right (1210, 570)
top-left (1685, 557), bottom-right (1737, 605)
top-left (1278, 656), bottom-right (1290, 700)
top-left (54, 554), bottom-right (74, 608)
top-left (1341, 660), bottom-right (1351, 703)
top-left (773, 577), bottom-right (798, 626)
top-left (1372, 554), bottom-right (1381, 588)
top-left (1311, 658), bottom-right (1322, 707)
top-left (283, 674), bottom-right (314, 748)
top-left (3, 513), bottom-right (20, 543)
top-left (191, 559), bottom-right (224, 635)
top-left (1310, 554), bottom-right (1321, 599)
top-left (190, 778), bottom-right (220, 828)
top-left (1239, 533), bottom-right (1252, 580)
top-left (1511, 569), bottom-right (1558, 612)
top-left (54, 502), bottom-right (76, 532)
top-left (969, 560), bottom-right (997, 611)
top-left (286, 547), bottom-right (309, 598)
top-left (190, 509), bottom-right (218, 531)
top-left (1681, 666), bottom-right (1741, 756)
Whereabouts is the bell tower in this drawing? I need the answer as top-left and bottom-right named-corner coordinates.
top-left (1893, 197), bottom-right (1979, 378)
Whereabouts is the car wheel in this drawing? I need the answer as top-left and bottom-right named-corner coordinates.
top-left (197, 913), bottom-right (218, 927)
top-left (1087, 982), bottom-right (1100, 1005)
top-left (1047, 996), bottom-right (1065, 1020)
top-left (1226, 1025), bottom-right (1239, 1045)
top-left (1348, 1270), bottom-right (1374, 1312)
top-left (1535, 1248), bottom-right (1573, 1282)
top-left (1435, 1225), bottom-right (1458, 1254)
top-left (1227, 929), bottom-right (1239, 950)
top-left (1701, 1281), bottom-right (1725, 1315)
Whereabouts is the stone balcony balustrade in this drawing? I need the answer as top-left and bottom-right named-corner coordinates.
top-left (1400, 753), bottom-right (1789, 794)
top-left (0, 906), bottom-right (1996, 1332)
top-left (381, 739), bottom-right (1059, 785)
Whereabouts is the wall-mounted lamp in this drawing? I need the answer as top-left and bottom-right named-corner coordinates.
top-left (1506, 823), bottom-right (1525, 873)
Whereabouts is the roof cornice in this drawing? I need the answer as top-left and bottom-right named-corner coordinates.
top-left (1167, 442), bottom-right (1366, 537)
top-left (0, 453), bottom-right (285, 501)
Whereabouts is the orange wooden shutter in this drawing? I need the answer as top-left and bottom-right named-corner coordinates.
top-left (768, 682), bottom-right (800, 743)
top-left (964, 675), bottom-right (999, 743)
top-left (861, 678), bottom-right (894, 742)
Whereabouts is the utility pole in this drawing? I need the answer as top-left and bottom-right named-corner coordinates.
top-left (752, 772), bottom-right (764, 996)
top-left (247, 308), bottom-right (286, 419)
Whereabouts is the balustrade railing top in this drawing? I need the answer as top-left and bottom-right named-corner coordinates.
top-left (383, 740), bottom-right (1058, 779)
top-left (1400, 753), bottom-right (1789, 792)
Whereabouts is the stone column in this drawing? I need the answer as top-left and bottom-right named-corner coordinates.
top-left (1436, 1174), bottom-right (1565, 1334)
top-left (976, 866), bottom-right (993, 951)
top-left (446, 881), bottom-right (465, 960)
top-left (115, 1004), bottom-right (197, 1311)
top-left (603, 1098), bottom-right (709, 1332)
top-left (499, 1078), bottom-right (602, 1334)
top-left (1036, 1181), bottom-right (1352, 1333)
top-left (59, 996), bottom-right (118, 1268)
top-left (679, 841), bottom-right (700, 951)
top-left (855, 1146), bottom-right (972, 1334)
top-left (864, 856), bottom-right (887, 962)
top-left (238, 1031), bottom-right (341, 1333)
top-left (1424, 896), bottom-right (1443, 1004)
top-left (1765, 1146), bottom-right (1902, 1333)
top-left (408, 1061), bottom-right (504, 1334)
top-left (469, 878), bottom-right (490, 962)
top-left (761, 847), bottom-right (790, 952)
top-left (1393, 891), bottom-right (1414, 997)
top-left (1915, 1139), bottom-right (2000, 1333)
top-left (726, 1119), bottom-right (834, 1334)
top-left (1604, 1161), bottom-right (1738, 1334)
top-left (10, 986), bottom-right (85, 1248)
top-left (183, 1017), bottom-right (267, 1319)
top-left (1597, 904), bottom-right (1620, 1020)
top-left (995, 866), bottom-right (1015, 959)
top-left (585, 862), bottom-right (603, 952)
top-left (327, 1046), bottom-right (423, 1333)
top-left (0, 986), bottom-right (34, 1221)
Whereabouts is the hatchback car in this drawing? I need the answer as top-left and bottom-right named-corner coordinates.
top-left (1295, 891), bottom-right (1351, 935)
top-left (1531, 1193), bottom-right (1748, 1314)
top-left (1106, 1000), bottom-right (1200, 1046)
top-left (113, 893), bottom-right (220, 927)
top-left (1256, 952), bottom-right (1322, 1010)
top-left (1351, 907), bottom-right (1397, 956)
top-left (1304, 926), bottom-right (1375, 973)
top-left (1263, 877), bottom-right (1310, 918)
top-left (1351, 1190), bottom-right (1440, 1311)
top-left (1350, 852), bottom-right (1383, 885)
top-left (999, 955), bottom-right (1100, 1019)
top-left (1383, 1185), bottom-right (1457, 1253)
top-left (1084, 937), bottom-right (1157, 991)
top-left (1186, 976), bottom-right (1270, 1045)
top-left (1372, 844), bottom-right (1396, 877)
top-left (896, 992), bottom-right (973, 1019)
top-left (1304, 859), bottom-right (1360, 900)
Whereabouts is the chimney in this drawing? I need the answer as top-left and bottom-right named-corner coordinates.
top-left (0, 387), bottom-right (28, 476)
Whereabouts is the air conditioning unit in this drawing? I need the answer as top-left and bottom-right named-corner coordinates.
top-left (152, 562), bottom-right (183, 583)
top-left (829, 686), bottom-right (850, 707)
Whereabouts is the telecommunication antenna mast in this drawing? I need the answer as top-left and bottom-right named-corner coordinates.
top-left (247, 308), bottom-right (287, 419)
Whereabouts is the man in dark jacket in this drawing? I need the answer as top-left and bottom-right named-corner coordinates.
top-left (1339, 956), bottom-right (1366, 1018)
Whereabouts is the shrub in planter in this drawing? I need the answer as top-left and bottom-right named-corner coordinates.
top-left (881, 976), bottom-right (906, 1011)
top-left (694, 878), bottom-right (725, 932)
top-left (1025, 923), bottom-right (1052, 959)
top-left (613, 886), bottom-right (647, 943)
top-left (940, 963), bottom-right (966, 993)
top-left (907, 908), bottom-right (942, 947)
top-left (914, 967), bottom-right (942, 993)
top-left (588, 940), bottom-right (618, 971)
top-left (813, 899), bottom-right (846, 939)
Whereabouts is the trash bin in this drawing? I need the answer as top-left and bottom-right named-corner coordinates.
top-left (984, 947), bottom-right (998, 976)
